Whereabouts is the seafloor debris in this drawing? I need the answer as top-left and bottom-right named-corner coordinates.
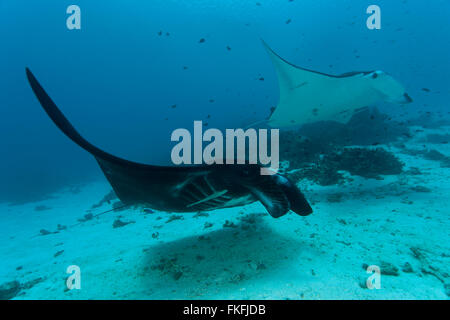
top-left (54, 250), bottom-right (64, 258)
top-left (112, 201), bottom-right (127, 211)
top-left (223, 220), bottom-right (237, 228)
top-left (281, 108), bottom-right (410, 162)
top-left (327, 193), bottom-right (344, 203)
top-left (193, 212), bottom-right (209, 218)
top-left (39, 229), bottom-right (58, 236)
top-left (407, 113), bottom-right (450, 129)
top-left (288, 147), bottom-right (404, 185)
top-left (291, 162), bottom-right (345, 186)
top-left (331, 148), bottom-right (403, 178)
top-left (34, 205), bottom-right (51, 212)
top-left (112, 218), bottom-right (135, 229)
top-left (404, 167), bottom-right (422, 175)
top-left (0, 277), bottom-right (44, 300)
top-left (150, 257), bottom-right (184, 281)
top-left (0, 281), bottom-right (21, 300)
top-left (379, 261), bottom-right (400, 276)
top-left (91, 190), bottom-right (117, 209)
top-left (404, 148), bottom-right (450, 168)
top-left (402, 262), bottom-right (414, 273)
top-left (204, 222), bottom-right (213, 229)
top-left (279, 110), bottom-right (409, 185)
top-left (410, 247), bottom-right (449, 297)
top-left (410, 185), bottom-right (431, 193)
top-left (426, 133), bottom-right (450, 144)
top-left (424, 150), bottom-right (450, 167)
top-left (362, 261), bottom-right (400, 278)
top-left (238, 213), bottom-right (263, 225)
top-left (166, 214), bottom-right (184, 223)
top-left (77, 213), bottom-right (94, 222)
top-left (423, 149), bottom-right (447, 161)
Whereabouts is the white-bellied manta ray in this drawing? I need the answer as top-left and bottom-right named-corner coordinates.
top-left (262, 41), bottom-right (412, 127)
top-left (25, 68), bottom-right (312, 219)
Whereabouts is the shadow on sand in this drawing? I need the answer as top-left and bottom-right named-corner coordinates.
top-left (139, 213), bottom-right (307, 298)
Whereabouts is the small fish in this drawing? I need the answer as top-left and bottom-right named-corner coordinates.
top-left (143, 208), bottom-right (155, 214)
top-left (54, 250), bottom-right (64, 258)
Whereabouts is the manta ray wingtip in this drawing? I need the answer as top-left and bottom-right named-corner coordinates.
top-left (260, 39), bottom-right (274, 52)
top-left (25, 67), bottom-right (36, 84)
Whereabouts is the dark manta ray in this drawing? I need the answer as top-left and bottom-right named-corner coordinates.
top-left (26, 68), bottom-right (312, 218)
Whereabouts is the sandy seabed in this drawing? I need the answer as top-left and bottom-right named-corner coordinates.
top-left (0, 127), bottom-right (449, 300)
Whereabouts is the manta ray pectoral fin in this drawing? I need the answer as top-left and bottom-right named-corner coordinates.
top-left (261, 41), bottom-right (380, 127)
top-left (251, 187), bottom-right (289, 218)
top-left (278, 179), bottom-right (313, 217)
top-left (251, 174), bottom-right (313, 218)
top-left (25, 68), bottom-right (155, 169)
top-left (26, 68), bottom-right (213, 209)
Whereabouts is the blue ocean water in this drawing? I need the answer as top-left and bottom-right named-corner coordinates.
top-left (1, 0), bottom-right (448, 202)
top-left (0, 0), bottom-right (449, 300)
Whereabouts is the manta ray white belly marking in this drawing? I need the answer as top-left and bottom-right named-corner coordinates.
top-left (177, 174), bottom-right (235, 210)
top-left (186, 190), bottom-right (229, 208)
top-left (179, 174), bottom-right (253, 211)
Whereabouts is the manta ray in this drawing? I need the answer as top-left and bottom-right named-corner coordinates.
top-left (26, 68), bottom-right (312, 219)
top-left (262, 41), bottom-right (412, 127)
